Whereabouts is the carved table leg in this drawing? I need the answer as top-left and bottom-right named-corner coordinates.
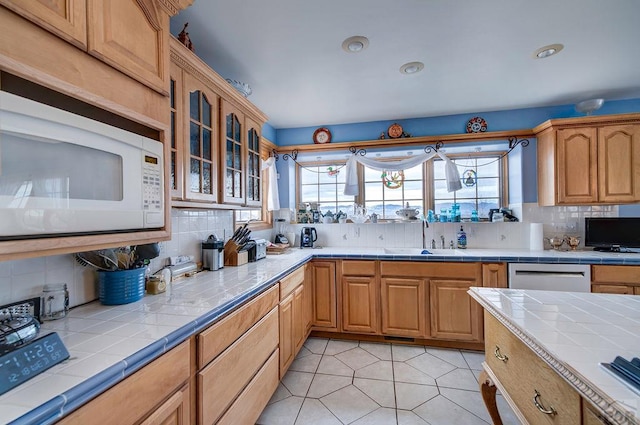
top-left (479, 369), bottom-right (503, 425)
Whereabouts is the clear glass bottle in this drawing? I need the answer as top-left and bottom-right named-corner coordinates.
top-left (42, 283), bottom-right (69, 320)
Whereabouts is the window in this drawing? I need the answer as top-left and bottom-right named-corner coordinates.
top-left (363, 162), bottom-right (424, 219)
top-left (430, 154), bottom-right (505, 219)
top-left (298, 161), bottom-right (354, 214)
top-left (296, 150), bottom-right (507, 221)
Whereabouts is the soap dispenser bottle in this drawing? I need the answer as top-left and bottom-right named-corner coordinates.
top-left (457, 225), bottom-right (467, 249)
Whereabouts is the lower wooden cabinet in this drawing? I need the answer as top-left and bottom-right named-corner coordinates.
top-left (198, 308), bottom-right (278, 424)
top-left (279, 266), bottom-right (309, 377)
top-left (380, 277), bottom-right (427, 338)
top-left (342, 275), bottom-right (378, 334)
top-left (309, 261), bottom-right (337, 329)
top-left (429, 279), bottom-right (483, 341)
top-left (140, 383), bottom-right (190, 425)
top-left (591, 265), bottom-right (640, 294)
top-left (482, 263), bottom-right (507, 288)
top-left (58, 340), bottom-right (191, 425)
top-left (196, 285), bottom-right (279, 425)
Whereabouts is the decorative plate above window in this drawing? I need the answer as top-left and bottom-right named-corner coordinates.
top-left (466, 117), bottom-right (488, 133)
top-left (313, 127), bottom-right (332, 144)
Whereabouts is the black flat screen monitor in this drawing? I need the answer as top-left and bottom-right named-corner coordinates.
top-left (585, 217), bottom-right (640, 250)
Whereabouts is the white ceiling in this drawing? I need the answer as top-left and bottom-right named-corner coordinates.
top-left (170, 0), bottom-right (640, 129)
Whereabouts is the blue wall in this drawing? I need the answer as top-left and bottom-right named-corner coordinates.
top-left (272, 98), bottom-right (640, 209)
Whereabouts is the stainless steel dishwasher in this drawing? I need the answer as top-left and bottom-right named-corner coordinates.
top-left (508, 263), bottom-right (591, 292)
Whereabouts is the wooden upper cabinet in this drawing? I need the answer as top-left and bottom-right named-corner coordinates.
top-left (0, 0), bottom-right (87, 48)
top-left (169, 61), bottom-right (185, 200)
top-left (183, 73), bottom-right (219, 202)
top-left (556, 127), bottom-right (598, 204)
top-left (87, 0), bottom-right (169, 95)
top-left (597, 124), bottom-right (640, 203)
top-left (220, 100), bottom-right (246, 204)
top-left (245, 117), bottom-right (263, 207)
top-left (535, 115), bottom-right (640, 206)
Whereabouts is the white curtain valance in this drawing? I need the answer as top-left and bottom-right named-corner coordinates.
top-left (343, 151), bottom-right (462, 196)
top-left (261, 157), bottom-right (280, 211)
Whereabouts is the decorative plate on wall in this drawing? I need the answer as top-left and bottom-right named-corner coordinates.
top-left (313, 127), bottom-right (332, 144)
top-left (466, 117), bottom-right (488, 133)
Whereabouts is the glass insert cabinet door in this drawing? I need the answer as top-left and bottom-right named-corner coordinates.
top-left (185, 75), bottom-right (218, 202)
top-left (221, 101), bottom-right (245, 204)
top-left (245, 117), bottom-right (262, 207)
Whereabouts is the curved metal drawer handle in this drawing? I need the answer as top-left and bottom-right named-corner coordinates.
top-left (533, 390), bottom-right (557, 416)
top-left (494, 346), bottom-right (508, 362)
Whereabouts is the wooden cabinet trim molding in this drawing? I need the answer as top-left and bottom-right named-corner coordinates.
top-left (170, 37), bottom-right (267, 123)
top-left (533, 113), bottom-right (640, 133)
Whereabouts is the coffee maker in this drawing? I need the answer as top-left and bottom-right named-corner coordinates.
top-left (300, 227), bottom-right (317, 248)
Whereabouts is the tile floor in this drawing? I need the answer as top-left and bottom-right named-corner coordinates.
top-left (257, 338), bottom-right (520, 425)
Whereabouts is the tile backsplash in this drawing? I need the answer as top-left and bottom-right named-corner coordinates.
top-left (0, 202), bottom-right (622, 309)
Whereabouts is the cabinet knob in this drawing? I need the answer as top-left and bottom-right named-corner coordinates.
top-left (494, 346), bottom-right (509, 363)
top-left (533, 390), bottom-right (557, 416)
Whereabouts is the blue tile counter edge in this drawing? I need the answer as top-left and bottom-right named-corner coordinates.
top-left (6, 248), bottom-right (640, 424)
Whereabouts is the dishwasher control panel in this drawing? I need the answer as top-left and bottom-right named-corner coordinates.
top-left (508, 263), bottom-right (591, 292)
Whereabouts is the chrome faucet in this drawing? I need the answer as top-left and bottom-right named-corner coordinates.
top-left (440, 235), bottom-right (445, 249)
top-left (422, 219), bottom-right (428, 249)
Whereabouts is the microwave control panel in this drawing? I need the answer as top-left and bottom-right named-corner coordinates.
top-left (142, 154), bottom-right (162, 211)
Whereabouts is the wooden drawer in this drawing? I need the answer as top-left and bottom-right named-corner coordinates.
top-left (280, 266), bottom-right (305, 300)
top-left (198, 307), bottom-right (278, 425)
top-left (197, 284), bottom-right (278, 368)
top-left (380, 261), bottom-right (478, 279)
top-left (59, 340), bottom-right (190, 425)
top-left (484, 313), bottom-right (580, 424)
top-left (217, 349), bottom-right (279, 425)
top-left (342, 260), bottom-right (376, 276)
top-left (592, 265), bottom-right (640, 284)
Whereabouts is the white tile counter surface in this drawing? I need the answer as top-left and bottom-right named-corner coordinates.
top-left (2, 247), bottom-right (640, 424)
top-left (469, 287), bottom-right (640, 425)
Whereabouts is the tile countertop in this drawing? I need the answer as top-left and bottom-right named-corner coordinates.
top-left (2, 247), bottom-right (640, 424)
top-left (469, 287), bottom-right (640, 425)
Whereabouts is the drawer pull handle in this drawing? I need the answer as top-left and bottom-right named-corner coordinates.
top-left (533, 390), bottom-right (557, 416)
top-left (494, 346), bottom-right (508, 362)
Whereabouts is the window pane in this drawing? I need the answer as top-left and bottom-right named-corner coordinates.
top-left (190, 159), bottom-right (200, 192)
top-left (203, 129), bottom-right (211, 161)
top-left (202, 96), bottom-right (211, 127)
top-left (189, 91), bottom-right (199, 121)
top-left (300, 184), bottom-right (317, 201)
top-left (383, 185), bottom-right (403, 201)
top-left (203, 162), bottom-right (212, 194)
top-left (403, 165), bottom-right (422, 180)
top-left (318, 167), bottom-right (339, 184)
top-left (300, 167), bottom-right (317, 185)
top-left (402, 180), bottom-right (423, 200)
top-left (190, 122), bottom-right (200, 156)
top-left (364, 167), bottom-right (382, 181)
top-left (477, 177), bottom-right (500, 198)
top-left (476, 157), bottom-right (499, 175)
top-left (478, 199), bottom-right (500, 218)
top-left (364, 182), bottom-right (383, 200)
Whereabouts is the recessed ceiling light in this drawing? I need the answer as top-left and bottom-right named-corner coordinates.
top-left (400, 62), bottom-right (424, 75)
top-left (533, 43), bottom-right (564, 59)
top-left (342, 36), bottom-right (369, 53)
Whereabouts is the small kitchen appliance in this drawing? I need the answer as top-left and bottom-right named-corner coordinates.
top-left (274, 219), bottom-right (289, 245)
top-left (202, 234), bottom-right (224, 271)
top-left (254, 239), bottom-right (267, 260)
top-left (0, 91), bottom-right (164, 239)
top-left (300, 227), bottom-right (317, 248)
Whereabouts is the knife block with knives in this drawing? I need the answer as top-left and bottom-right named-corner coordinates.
top-left (225, 224), bottom-right (251, 266)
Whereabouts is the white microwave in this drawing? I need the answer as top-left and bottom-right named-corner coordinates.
top-left (0, 91), bottom-right (164, 239)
